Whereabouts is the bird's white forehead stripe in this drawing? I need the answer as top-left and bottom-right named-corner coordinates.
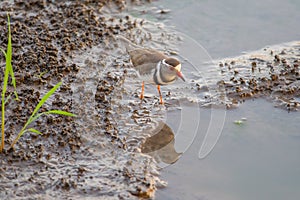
top-left (175, 64), bottom-right (181, 71)
top-left (162, 59), bottom-right (167, 65)
top-left (162, 59), bottom-right (181, 71)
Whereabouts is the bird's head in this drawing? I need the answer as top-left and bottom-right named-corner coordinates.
top-left (162, 58), bottom-right (185, 82)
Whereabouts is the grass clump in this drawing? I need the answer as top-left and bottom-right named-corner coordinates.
top-left (10, 82), bottom-right (76, 149)
top-left (0, 14), bottom-right (76, 152)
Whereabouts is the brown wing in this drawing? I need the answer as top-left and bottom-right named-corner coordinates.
top-left (128, 48), bottom-right (168, 67)
top-left (134, 63), bottom-right (156, 76)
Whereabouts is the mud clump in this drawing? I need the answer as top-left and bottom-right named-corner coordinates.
top-left (216, 42), bottom-right (300, 111)
top-left (95, 70), bottom-right (127, 147)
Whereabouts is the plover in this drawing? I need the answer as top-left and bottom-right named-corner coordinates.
top-left (118, 36), bottom-right (185, 104)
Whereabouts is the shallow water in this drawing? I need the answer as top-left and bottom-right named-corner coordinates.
top-left (142, 0), bottom-right (300, 199)
top-left (152, 0), bottom-right (300, 58)
top-left (158, 99), bottom-right (300, 200)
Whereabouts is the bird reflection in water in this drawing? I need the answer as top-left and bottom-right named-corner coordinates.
top-left (141, 121), bottom-right (182, 164)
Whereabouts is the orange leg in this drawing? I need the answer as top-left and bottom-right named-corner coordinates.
top-left (140, 81), bottom-right (145, 100)
top-left (157, 85), bottom-right (164, 104)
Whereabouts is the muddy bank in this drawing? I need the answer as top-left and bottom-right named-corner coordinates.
top-left (214, 42), bottom-right (300, 111)
top-left (0, 0), bottom-right (173, 199)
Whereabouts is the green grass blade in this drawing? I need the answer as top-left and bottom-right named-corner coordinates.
top-left (6, 14), bottom-right (11, 61)
top-left (26, 128), bottom-right (43, 135)
top-left (1, 14), bottom-right (11, 152)
top-left (10, 82), bottom-right (76, 149)
top-left (2, 59), bottom-right (10, 99)
top-left (29, 82), bottom-right (62, 121)
top-left (6, 14), bottom-right (12, 78)
top-left (0, 48), bottom-right (6, 57)
top-left (43, 110), bottom-right (77, 117)
top-left (28, 110), bottom-right (76, 125)
top-left (4, 94), bottom-right (12, 105)
top-left (11, 129), bottom-right (26, 147)
top-left (10, 82), bottom-right (62, 149)
top-left (6, 14), bottom-right (19, 100)
top-left (20, 82), bottom-right (62, 133)
top-left (27, 113), bottom-right (43, 125)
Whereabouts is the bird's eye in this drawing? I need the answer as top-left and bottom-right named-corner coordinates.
top-left (169, 67), bottom-right (174, 71)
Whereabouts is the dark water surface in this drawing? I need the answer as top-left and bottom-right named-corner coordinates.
top-left (145, 0), bottom-right (300, 199)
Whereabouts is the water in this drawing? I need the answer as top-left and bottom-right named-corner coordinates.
top-left (158, 100), bottom-right (300, 200)
top-left (152, 0), bottom-right (300, 58)
top-left (141, 0), bottom-right (300, 199)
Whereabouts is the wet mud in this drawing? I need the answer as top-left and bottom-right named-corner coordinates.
top-left (215, 42), bottom-right (300, 111)
top-left (0, 0), bottom-right (170, 199)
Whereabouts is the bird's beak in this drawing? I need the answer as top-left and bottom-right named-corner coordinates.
top-left (176, 71), bottom-right (186, 82)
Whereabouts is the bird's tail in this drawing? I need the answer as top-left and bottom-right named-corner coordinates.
top-left (115, 35), bottom-right (141, 52)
